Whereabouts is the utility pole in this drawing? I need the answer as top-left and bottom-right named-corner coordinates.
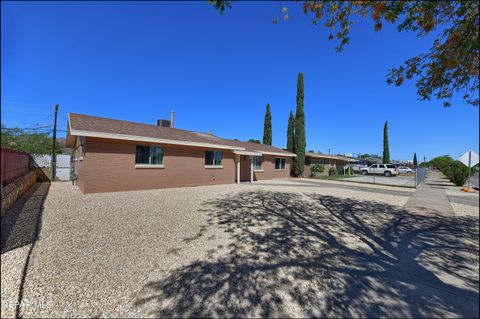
top-left (51, 104), bottom-right (58, 181)
top-left (467, 151), bottom-right (472, 190)
top-left (327, 148), bottom-right (332, 155)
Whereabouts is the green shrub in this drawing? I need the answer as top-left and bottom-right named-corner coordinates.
top-left (328, 167), bottom-right (336, 176)
top-left (448, 161), bottom-right (470, 186)
top-left (310, 164), bottom-right (325, 176)
top-left (428, 155), bottom-right (476, 186)
top-left (342, 166), bottom-right (354, 175)
top-left (429, 155), bottom-right (454, 172)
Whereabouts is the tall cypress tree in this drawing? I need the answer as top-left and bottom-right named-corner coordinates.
top-left (383, 121), bottom-right (390, 163)
top-left (263, 103), bottom-right (272, 145)
top-left (295, 72), bottom-right (306, 177)
top-left (413, 152), bottom-right (418, 167)
top-left (287, 110), bottom-right (295, 175)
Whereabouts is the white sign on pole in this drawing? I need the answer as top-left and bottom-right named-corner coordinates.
top-left (459, 150), bottom-right (479, 168)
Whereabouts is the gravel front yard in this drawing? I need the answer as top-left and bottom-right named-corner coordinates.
top-left (1, 179), bottom-right (478, 318)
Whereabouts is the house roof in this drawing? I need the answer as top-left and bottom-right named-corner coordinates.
top-left (226, 139), bottom-right (296, 157)
top-left (66, 113), bottom-right (295, 157)
top-left (361, 156), bottom-right (383, 163)
top-left (306, 152), bottom-right (357, 162)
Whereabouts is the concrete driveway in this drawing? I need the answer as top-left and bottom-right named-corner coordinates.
top-left (1, 180), bottom-right (478, 318)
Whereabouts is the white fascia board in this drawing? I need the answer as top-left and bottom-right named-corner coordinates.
top-left (69, 129), bottom-right (245, 151)
top-left (257, 151), bottom-right (297, 157)
top-left (65, 114), bottom-right (76, 148)
top-left (234, 150), bottom-right (262, 156)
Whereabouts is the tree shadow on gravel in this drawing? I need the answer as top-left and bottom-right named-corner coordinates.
top-left (1, 182), bottom-right (50, 318)
top-left (134, 191), bottom-right (479, 318)
top-left (1, 182), bottom-right (50, 254)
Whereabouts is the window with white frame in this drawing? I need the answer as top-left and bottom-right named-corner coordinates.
top-left (135, 145), bottom-right (164, 165)
top-left (275, 158), bottom-right (286, 170)
top-left (252, 156), bottom-right (262, 171)
top-left (205, 150), bottom-right (223, 166)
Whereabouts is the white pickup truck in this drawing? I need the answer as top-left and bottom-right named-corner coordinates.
top-left (360, 164), bottom-right (399, 177)
top-left (350, 160), bottom-right (369, 173)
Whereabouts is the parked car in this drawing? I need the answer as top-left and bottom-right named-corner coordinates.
top-left (351, 160), bottom-right (368, 173)
top-left (397, 166), bottom-right (414, 174)
top-left (360, 164), bottom-right (399, 177)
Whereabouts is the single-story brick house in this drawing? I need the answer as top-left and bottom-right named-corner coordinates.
top-left (304, 152), bottom-right (357, 177)
top-left (65, 113), bottom-right (296, 193)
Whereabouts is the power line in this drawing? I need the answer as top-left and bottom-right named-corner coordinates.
top-left (2, 110), bottom-right (56, 128)
top-left (1, 112), bottom-right (34, 126)
top-left (2, 126), bottom-right (51, 131)
top-left (1, 127), bottom-right (67, 133)
top-left (23, 113), bottom-right (55, 129)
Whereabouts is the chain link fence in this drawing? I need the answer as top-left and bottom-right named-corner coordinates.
top-left (342, 166), bottom-right (416, 188)
top-left (31, 154), bottom-right (71, 181)
top-left (0, 149), bottom-right (71, 185)
top-left (415, 167), bottom-right (427, 187)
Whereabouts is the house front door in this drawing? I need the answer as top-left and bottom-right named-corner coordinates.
top-left (240, 155), bottom-right (251, 181)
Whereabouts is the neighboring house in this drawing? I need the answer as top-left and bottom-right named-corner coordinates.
top-left (304, 152), bottom-right (357, 176)
top-left (65, 113), bottom-right (296, 194)
top-left (362, 156), bottom-right (383, 165)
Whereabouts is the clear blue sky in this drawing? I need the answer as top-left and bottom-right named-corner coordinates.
top-left (2, 1), bottom-right (479, 161)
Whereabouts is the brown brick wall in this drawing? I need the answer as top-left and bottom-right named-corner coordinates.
top-left (253, 155), bottom-right (291, 180)
top-left (77, 137), bottom-right (236, 194)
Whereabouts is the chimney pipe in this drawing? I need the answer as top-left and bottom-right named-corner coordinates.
top-left (170, 111), bottom-right (175, 128)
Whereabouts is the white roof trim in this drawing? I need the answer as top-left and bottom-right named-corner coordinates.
top-left (69, 129), bottom-right (246, 151)
top-left (306, 153), bottom-right (356, 162)
top-left (257, 151), bottom-right (297, 157)
top-left (234, 150), bottom-right (262, 156)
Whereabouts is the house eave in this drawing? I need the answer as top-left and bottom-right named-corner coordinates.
top-left (234, 150), bottom-right (262, 156)
top-left (68, 129), bottom-right (246, 151)
top-left (257, 151), bottom-right (297, 157)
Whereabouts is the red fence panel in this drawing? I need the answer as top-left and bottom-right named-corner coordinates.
top-left (1, 147), bottom-right (31, 186)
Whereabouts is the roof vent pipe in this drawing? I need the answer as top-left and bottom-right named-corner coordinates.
top-left (170, 111), bottom-right (175, 128)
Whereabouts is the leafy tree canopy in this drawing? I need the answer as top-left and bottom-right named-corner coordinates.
top-left (359, 153), bottom-right (381, 159)
top-left (286, 110), bottom-right (295, 152)
top-left (294, 72), bottom-right (306, 177)
top-left (286, 110), bottom-right (296, 176)
top-left (383, 120), bottom-right (390, 163)
top-left (263, 103), bottom-right (272, 145)
top-left (428, 155), bottom-right (475, 186)
top-left (210, 0), bottom-right (479, 107)
top-left (1, 125), bottom-right (64, 154)
top-left (247, 138), bottom-right (261, 144)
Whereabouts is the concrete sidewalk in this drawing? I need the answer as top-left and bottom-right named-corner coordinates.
top-left (401, 172), bottom-right (479, 318)
top-left (403, 171), bottom-right (455, 216)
